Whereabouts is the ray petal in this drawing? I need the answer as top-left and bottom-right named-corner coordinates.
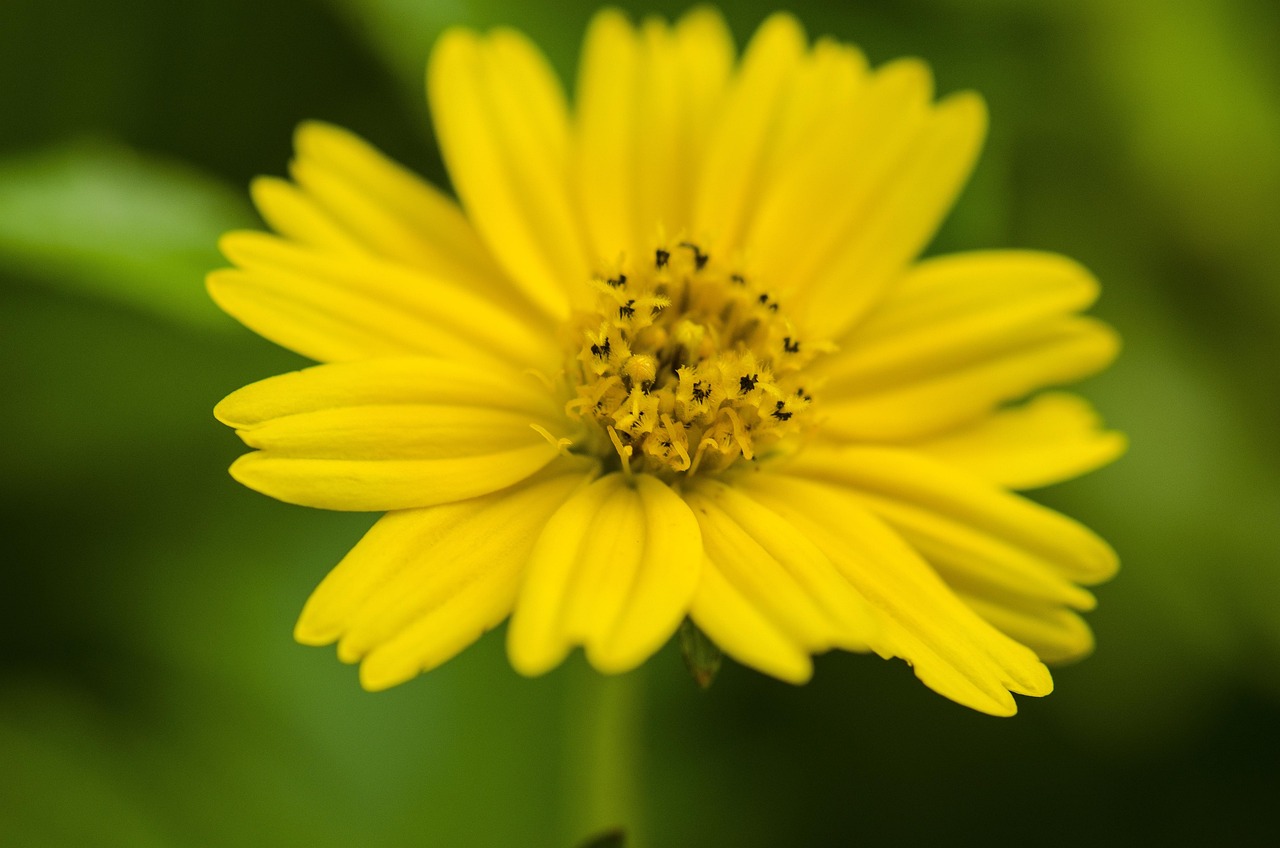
top-left (741, 472), bottom-right (1052, 716)
top-left (684, 478), bottom-right (877, 654)
top-left (507, 473), bottom-right (703, 675)
top-left (293, 464), bottom-right (596, 690)
top-left (909, 392), bottom-right (1127, 490)
top-left (217, 358), bottom-right (564, 511)
top-left (429, 27), bottom-right (589, 318)
top-left (787, 445), bottom-right (1119, 587)
top-left (210, 232), bottom-right (557, 369)
top-left (574, 9), bottom-right (733, 263)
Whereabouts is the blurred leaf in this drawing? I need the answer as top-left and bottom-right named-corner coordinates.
top-left (0, 142), bottom-right (254, 330)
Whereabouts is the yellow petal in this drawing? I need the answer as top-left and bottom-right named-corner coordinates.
top-left (288, 122), bottom-right (545, 318)
top-left (788, 90), bottom-right (988, 338)
top-left (749, 55), bottom-right (927, 312)
top-left (690, 557), bottom-right (813, 685)
top-left (787, 445), bottom-right (1119, 585)
top-left (217, 358), bottom-right (562, 511)
top-left (574, 9), bottom-right (641, 261)
top-left (293, 463), bottom-right (596, 690)
top-left (693, 12), bottom-right (808, 255)
top-left (215, 356), bottom-right (561, 428)
top-left (825, 251), bottom-right (1102, 384)
top-left (759, 38), bottom-right (869, 177)
top-left (249, 176), bottom-right (365, 255)
top-left (575, 9), bottom-right (735, 263)
top-left (842, 486), bottom-right (1100, 613)
top-left (741, 472), bottom-right (1052, 716)
top-left (507, 473), bottom-right (702, 675)
top-left (683, 478), bottom-right (877, 653)
top-left (963, 594), bottom-right (1095, 665)
top-left (210, 232), bottom-right (557, 369)
top-left (671, 7), bottom-right (736, 166)
top-left (911, 392), bottom-right (1127, 490)
top-left (428, 27), bottom-right (588, 318)
top-left (821, 316), bottom-right (1120, 441)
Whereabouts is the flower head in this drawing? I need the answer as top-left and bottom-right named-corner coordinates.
top-left (211, 8), bottom-right (1122, 715)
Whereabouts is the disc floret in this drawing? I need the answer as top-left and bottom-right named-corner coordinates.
top-left (566, 242), bottom-right (825, 478)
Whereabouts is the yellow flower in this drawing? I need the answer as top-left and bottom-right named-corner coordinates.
top-left (210, 8), bottom-right (1123, 716)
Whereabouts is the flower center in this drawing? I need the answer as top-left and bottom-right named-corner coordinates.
top-left (563, 241), bottom-right (825, 479)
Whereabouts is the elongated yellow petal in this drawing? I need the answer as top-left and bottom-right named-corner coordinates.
top-left (574, 10), bottom-right (733, 263)
top-left (789, 91), bottom-right (987, 338)
top-left (962, 594), bottom-right (1095, 664)
top-left (759, 38), bottom-right (869, 176)
top-left (693, 12), bottom-right (807, 255)
top-left (210, 232), bottom-right (557, 369)
top-left (670, 7), bottom-right (736, 189)
top-left (249, 176), bottom-right (366, 255)
top-left (816, 251), bottom-right (1118, 440)
top-left (911, 392), bottom-right (1127, 490)
top-left (293, 463), bottom-right (596, 690)
top-left (428, 27), bottom-right (588, 318)
top-left (218, 358), bottom-right (562, 511)
top-left (847, 487), bottom-right (1099, 610)
top-left (787, 445), bottom-right (1119, 585)
top-left (236, 405), bottom-right (553, 458)
top-left (215, 356), bottom-right (561, 428)
top-left (690, 557), bottom-right (813, 684)
top-left (827, 251), bottom-right (1101, 382)
top-left (683, 478), bottom-right (877, 652)
top-left (741, 473), bottom-right (1052, 716)
top-left (575, 9), bottom-right (642, 262)
top-left (749, 55), bottom-right (927, 309)
top-left (507, 473), bottom-right (702, 675)
top-left (821, 316), bottom-right (1119, 441)
top-left (230, 447), bottom-right (556, 513)
top-left (287, 124), bottom-right (549, 318)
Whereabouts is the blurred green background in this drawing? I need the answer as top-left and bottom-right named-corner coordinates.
top-left (4, 0), bottom-right (1279, 844)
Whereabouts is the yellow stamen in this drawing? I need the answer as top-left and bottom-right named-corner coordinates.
top-left (564, 240), bottom-right (827, 478)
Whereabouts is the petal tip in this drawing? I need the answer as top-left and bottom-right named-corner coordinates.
top-left (359, 658), bottom-right (415, 693)
top-left (293, 614), bottom-right (338, 647)
top-left (506, 626), bottom-right (567, 678)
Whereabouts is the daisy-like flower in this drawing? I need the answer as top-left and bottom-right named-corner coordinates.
top-left (211, 8), bottom-right (1123, 715)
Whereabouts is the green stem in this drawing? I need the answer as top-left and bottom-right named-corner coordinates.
top-left (565, 667), bottom-right (643, 847)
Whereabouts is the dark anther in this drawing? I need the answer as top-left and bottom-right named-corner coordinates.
top-left (650, 304), bottom-right (665, 317)
top-left (730, 274), bottom-right (746, 285)
top-left (771, 401), bottom-right (793, 421)
top-left (768, 302), bottom-right (779, 312)
top-left (655, 249), bottom-right (670, 268)
top-left (758, 293), bottom-right (770, 305)
top-left (796, 387), bottom-right (813, 402)
top-left (619, 299), bottom-right (636, 319)
top-left (739, 374), bottom-right (759, 394)
top-left (691, 381), bottom-right (710, 403)
top-left (591, 338), bottom-right (612, 359)
top-left (679, 241), bottom-right (709, 270)
top-left (606, 274), bottom-right (627, 288)
top-left (640, 380), bottom-right (654, 394)
top-left (783, 337), bottom-right (800, 353)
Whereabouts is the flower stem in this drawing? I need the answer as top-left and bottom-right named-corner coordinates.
top-left (565, 666), bottom-right (643, 847)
